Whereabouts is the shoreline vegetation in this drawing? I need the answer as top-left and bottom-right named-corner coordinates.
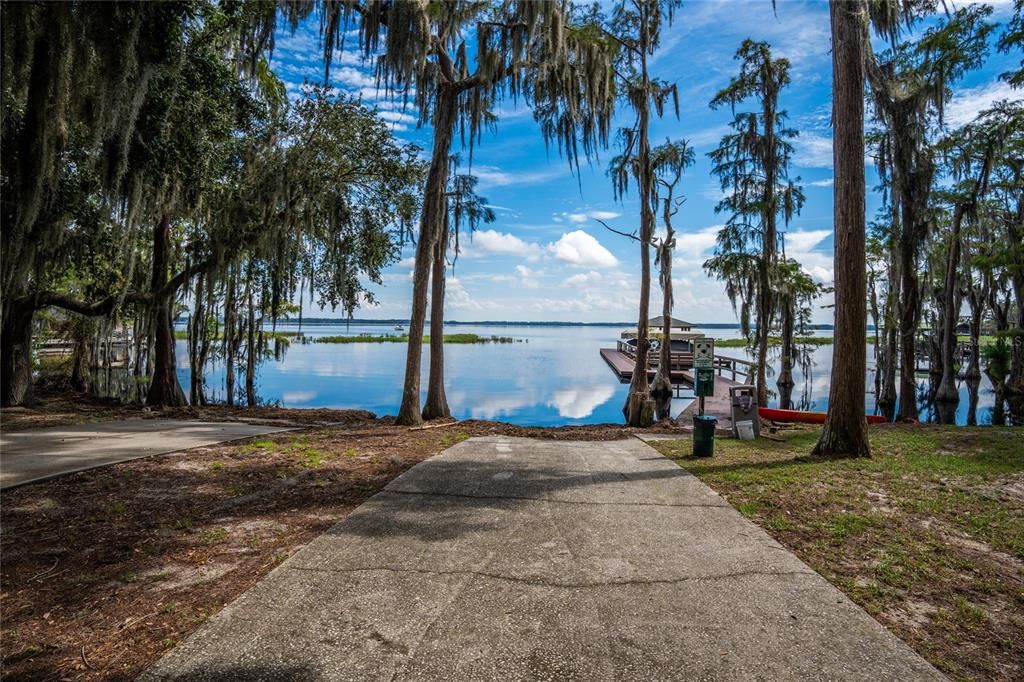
top-left (717, 335), bottom-right (1002, 348)
top-left (715, 336), bottom-right (834, 348)
top-left (315, 333), bottom-right (520, 344)
top-left (172, 330), bottom-right (303, 342)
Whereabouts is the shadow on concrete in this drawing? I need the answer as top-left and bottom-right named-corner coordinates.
top-left (323, 455), bottom-right (706, 543)
top-left (149, 663), bottom-right (314, 681)
top-left (669, 455), bottom-right (817, 478)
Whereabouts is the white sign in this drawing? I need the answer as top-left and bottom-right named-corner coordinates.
top-left (695, 339), bottom-right (715, 369)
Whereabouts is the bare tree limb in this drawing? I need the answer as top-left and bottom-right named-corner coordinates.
top-left (596, 218), bottom-right (641, 242)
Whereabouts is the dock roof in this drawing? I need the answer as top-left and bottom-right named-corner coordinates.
top-left (647, 316), bottom-right (694, 329)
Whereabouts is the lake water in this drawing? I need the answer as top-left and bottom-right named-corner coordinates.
top-left (175, 323), bottom-right (1004, 426)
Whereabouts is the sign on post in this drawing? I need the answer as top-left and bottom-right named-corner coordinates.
top-left (694, 367), bottom-right (715, 397)
top-left (694, 339), bottom-right (715, 369)
top-left (693, 339), bottom-right (716, 412)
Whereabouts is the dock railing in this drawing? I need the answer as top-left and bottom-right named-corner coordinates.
top-left (616, 339), bottom-right (755, 384)
top-left (616, 339), bottom-right (694, 370)
top-left (713, 355), bottom-right (754, 384)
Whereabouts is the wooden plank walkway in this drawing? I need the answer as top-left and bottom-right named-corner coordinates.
top-left (678, 373), bottom-right (745, 433)
top-left (600, 348), bottom-right (748, 431)
top-left (599, 348), bottom-right (692, 383)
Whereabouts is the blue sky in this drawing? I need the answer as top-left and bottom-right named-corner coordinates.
top-left (270, 0), bottom-right (1021, 323)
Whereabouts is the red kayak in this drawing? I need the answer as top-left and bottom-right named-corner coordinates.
top-left (758, 407), bottom-right (888, 425)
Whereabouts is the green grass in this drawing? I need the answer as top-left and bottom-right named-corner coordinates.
top-left (245, 439), bottom-right (277, 453)
top-left (824, 513), bottom-right (874, 543)
top-left (864, 334), bottom-right (1001, 347)
top-left (315, 333), bottom-right (517, 344)
top-left (199, 527), bottom-right (228, 545)
top-left (439, 431), bottom-right (471, 447)
top-left (714, 335), bottom-right (833, 348)
top-left (651, 425), bottom-right (1024, 680)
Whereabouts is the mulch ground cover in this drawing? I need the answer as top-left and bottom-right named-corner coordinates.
top-left (1, 409), bottom-right (633, 681)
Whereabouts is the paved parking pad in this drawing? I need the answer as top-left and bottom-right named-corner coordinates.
top-left (0, 419), bottom-right (293, 488)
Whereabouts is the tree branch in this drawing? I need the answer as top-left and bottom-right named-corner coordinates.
top-left (161, 257), bottom-right (218, 299)
top-left (596, 218), bottom-right (642, 242)
top-left (24, 289), bottom-right (151, 317)
top-left (433, 39), bottom-right (457, 84)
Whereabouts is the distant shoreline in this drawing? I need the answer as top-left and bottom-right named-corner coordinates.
top-left (175, 318), bottom-right (838, 331)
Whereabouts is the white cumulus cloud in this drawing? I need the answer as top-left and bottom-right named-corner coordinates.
top-left (944, 80), bottom-right (1020, 128)
top-left (794, 131), bottom-right (833, 169)
top-left (562, 270), bottom-right (603, 287)
top-left (548, 231), bottom-right (619, 268)
top-left (468, 229), bottom-right (542, 259)
top-left (548, 384), bottom-right (616, 419)
top-left (559, 209), bottom-right (622, 224)
top-left (674, 225), bottom-right (724, 260)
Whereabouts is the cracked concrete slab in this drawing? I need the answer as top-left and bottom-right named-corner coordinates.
top-left (0, 419), bottom-right (294, 489)
top-left (141, 436), bottom-right (944, 681)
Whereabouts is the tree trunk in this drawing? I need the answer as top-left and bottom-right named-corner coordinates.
top-left (966, 287), bottom-right (984, 382)
top-left (877, 245), bottom-right (900, 419)
top-left (758, 67), bottom-right (779, 409)
top-left (1005, 189), bottom-right (1024, 400)
top-left (70, 324), bottom-right (90, 393)
top-left (868, 271), bottom-right (882, 413)
top-left (777, 303), bottom-right (795, 409)
top-left (965, 375), bottom-right (980, 426)
top-left (652, 244), bottom-right (674, 421)
top-left (992, 387), bottom-right (1006, 425)
top-left (397, 86), bottom-right (458, 426)
top-left (225, 267), bottom-right (237, 406)
top-left (1007, 268), bottom-right (1024, 399)
top-left (422, 217), bottom-right (451, 420)
top-left (626, 12), bottom-right (655, 428)
top-left (896, 218), bottom-right (921, 420)
top-left (146, 214), bottom-right (187, 407)
top-left (189, 274), bottom-right (207, 405)
top-left (935, 205), bottom-right (964, 411)
top-left (246, 280), bottom-right (257, 407)
top-left (813, 0), bottom-right (870, 458)
top-left (1, 299), bottom-right (36, 407)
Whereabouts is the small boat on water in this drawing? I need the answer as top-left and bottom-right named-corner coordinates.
top-left (394, 325), bottom-right (404, 332)
top-left (758, 407), bottom-right (888, 425)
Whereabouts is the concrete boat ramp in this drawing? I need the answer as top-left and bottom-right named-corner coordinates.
top-left (142, 436), bottom-right (942, 681)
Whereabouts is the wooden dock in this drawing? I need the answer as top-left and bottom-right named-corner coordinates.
top-left (600, 347), bottom-right (752, 430)
top-left (599, 348), bottom-right (692, 383)
top-left (677, 373), bottom-right (746, 432)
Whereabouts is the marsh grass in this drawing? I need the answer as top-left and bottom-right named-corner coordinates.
top-left (714, 335), bottom-right (833, 348)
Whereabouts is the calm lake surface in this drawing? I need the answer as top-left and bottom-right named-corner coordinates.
top-left (175, 323), bottom-right (1002, 426)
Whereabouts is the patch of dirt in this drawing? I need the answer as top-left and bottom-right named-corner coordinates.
top-left (884, 598), bottom-right (939, 630)
top-left (139, 560), bottom-right (242, 591)
top-left (983, 476), bottom-right (1024, 502)
top-left (865, 489), bottom-right (896, 515)
top-left (939, 529), bottom-right (1024, 573)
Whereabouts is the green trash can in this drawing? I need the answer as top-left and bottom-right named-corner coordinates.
top-left (693, 415), bottom-right (717, 457)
